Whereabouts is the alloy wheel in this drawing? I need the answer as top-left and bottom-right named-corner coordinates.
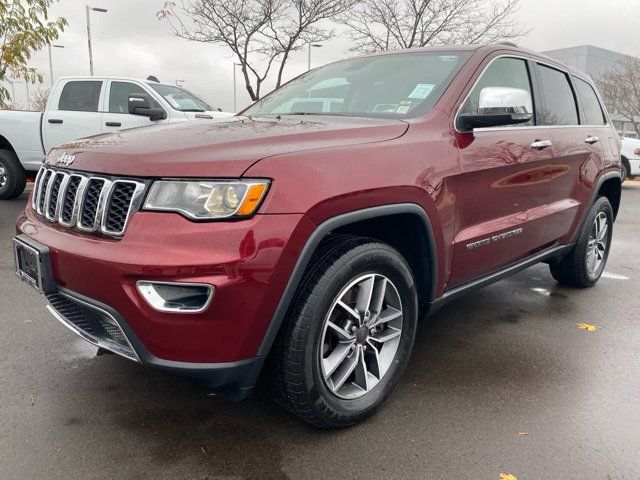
top-left (586, 211), bottom-right (609, 275)
top-left (320, 273), bottom-right (403, 399)
top-left (0, 163), bottom-right (7, 189)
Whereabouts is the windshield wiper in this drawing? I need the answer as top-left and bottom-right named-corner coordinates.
top-left (181, 108), bottom-right (206, 112)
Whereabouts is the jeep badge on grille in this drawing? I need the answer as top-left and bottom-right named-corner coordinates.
top-left (56, 152), bottom-right (75, 166)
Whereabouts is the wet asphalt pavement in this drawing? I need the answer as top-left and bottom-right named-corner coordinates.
top-left (1, 184), bottom-right (639, 480)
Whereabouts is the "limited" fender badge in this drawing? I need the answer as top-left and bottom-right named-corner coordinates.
top-left (466, 227), bottom-right (523, 251)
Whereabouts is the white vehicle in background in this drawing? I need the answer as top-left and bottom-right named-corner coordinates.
top-left (0, 76), bottom-right (233, 199)
top-left (621, 137), bottom-right (640, 182)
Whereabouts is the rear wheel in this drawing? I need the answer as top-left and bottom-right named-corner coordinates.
top-left (550, 196), bottom-right (613, 287)
top-left (621, 161), bottom-right (628, 183)
top-left (0, 149), bottom-right (27, 200)
top-left (271, 236), bottom-right (418, 428)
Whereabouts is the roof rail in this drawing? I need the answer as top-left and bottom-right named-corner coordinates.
top-left (495, 41), bottom-right (519, 47)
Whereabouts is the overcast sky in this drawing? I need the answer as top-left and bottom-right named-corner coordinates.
top-left (4, 0), bottom-right (640, 111)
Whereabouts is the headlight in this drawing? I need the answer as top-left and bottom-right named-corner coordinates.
top-left (634, 147), bottom-right (640, 156)
top-left (143, 180), bottom-right (270, 219)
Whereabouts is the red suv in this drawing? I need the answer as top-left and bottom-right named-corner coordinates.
top-left (14, 44), bottom-right (621, 428)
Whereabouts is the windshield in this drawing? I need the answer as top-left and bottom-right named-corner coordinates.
top-left (244, 51), bottom-right (470, 119)
top-left (148, 83), bottom-right (214, 112)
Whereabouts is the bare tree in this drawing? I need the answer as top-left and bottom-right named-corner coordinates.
top-left (32, 87), bottom-right (49, 111)
top-left (159, 0), bottom-right (354, 102)
top-left (595, 57), bottom-right (640, 136)
top-left (343, 0), bottom-right (525, 54)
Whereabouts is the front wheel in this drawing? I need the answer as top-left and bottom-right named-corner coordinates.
top-left (550, 196), bottom-right (613, 287)
top-left (271, 236), bottom-right (418, 428)
top-left (0, 149), bottom-right (27, 200)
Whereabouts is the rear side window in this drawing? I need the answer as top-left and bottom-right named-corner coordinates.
top-left (109, 82), bottom-right (159, 113)
top-left (537, 65), bottom-right (579, 126)
top-left (58, 81), bottom-right (102, 112)
top-left (574, 77), bottom-right (607, 125)
top-left (460, 57), bottom-right (534, 127)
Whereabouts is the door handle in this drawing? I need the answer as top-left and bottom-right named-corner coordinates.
top-left (48, 119), bottom-right (63, 124)
top-left (531, 139), bottom-right (552, 149)
top-left (105, 122), bottom-right (122, 127)
top-left (585, 135), bottom-right (600, 144)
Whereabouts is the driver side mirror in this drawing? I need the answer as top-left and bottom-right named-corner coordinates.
top-left (128, 95), bottom-right (167, 121)
top-left (458, 87), bottom-right (533, 132)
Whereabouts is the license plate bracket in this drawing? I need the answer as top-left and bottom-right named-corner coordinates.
top-left (13, 235), bottom-right (56, 294)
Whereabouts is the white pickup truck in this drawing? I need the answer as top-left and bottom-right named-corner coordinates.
top-left (621, 137), bottom-right (640, 182)
top-left (0, 76), bottom-right (233, 199)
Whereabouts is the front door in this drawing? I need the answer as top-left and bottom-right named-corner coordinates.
top-left (102, 81), bottom-right (167, 134)
top-left (448, 56), bottom-right (556, 288)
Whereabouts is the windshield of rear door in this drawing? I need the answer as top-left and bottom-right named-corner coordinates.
top-left (148, 83), bottom-right (214, 112)
top-left (243, 51), bottom-right (471, 119)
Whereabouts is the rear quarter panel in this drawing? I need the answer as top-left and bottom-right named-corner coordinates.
top-left (0, 110), bottom-right (45, 170)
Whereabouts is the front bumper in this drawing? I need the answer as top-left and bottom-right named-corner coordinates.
top-left (16, 207), bottom-right (315, 393)
top-left (46, 286), bottom-right (264, 399)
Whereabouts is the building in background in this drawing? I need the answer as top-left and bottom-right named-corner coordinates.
top-left (544, 45), bottom-right (639, 138)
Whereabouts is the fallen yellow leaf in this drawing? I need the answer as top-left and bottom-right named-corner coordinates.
top-left (577, 322), bottom-right (597, 332)
top-left (500, 474), bottom-right (518, 480)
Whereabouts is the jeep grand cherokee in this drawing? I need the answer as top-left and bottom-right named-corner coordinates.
top-left (14, 44), bottom-right (621, 428)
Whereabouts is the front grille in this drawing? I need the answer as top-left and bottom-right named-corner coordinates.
top-left (104, 182), bottom-right (137, 233)
top-left (79, 178), bottom-right (105, 229)
top-left (46, 292), bottom-right (139, 361)
top-left (47, 173), bottom-right (64, 219)
top-left (32, 166), bottom-right (145, 237)
top-left (60, 176), bottom-right (81, 224)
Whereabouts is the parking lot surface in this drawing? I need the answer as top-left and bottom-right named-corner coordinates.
top-left (1, 184), bottom-right (639, 480)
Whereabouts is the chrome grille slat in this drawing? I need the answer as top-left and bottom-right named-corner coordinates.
top-left (31, 166), bottom-right (145, 238)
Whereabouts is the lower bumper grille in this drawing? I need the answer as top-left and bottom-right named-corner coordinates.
top-left (46, 292), bottom-right (139, 362)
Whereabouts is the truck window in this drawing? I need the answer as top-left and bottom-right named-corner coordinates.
top-left (460, 57), bottom-right (534, 127)
top-left (58, 81), bottom-right (102, 112)
top-left (573, 77), bottom-right (607, 125)
top-left (537, 65), bottom-right (579, 126)
top-left (109, 82), bottom-right (159, 114)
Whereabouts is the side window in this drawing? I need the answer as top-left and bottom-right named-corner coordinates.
top-left (537, 65), bottom-right (579, 126)
top-left (109, 82), bottom-right (159, 114)
top-left (460, 57), bottom-right (534, 127)
top-left (58, 81), bottom-right (103, 112)
top-left (574, 77), bottom-right (607, 125)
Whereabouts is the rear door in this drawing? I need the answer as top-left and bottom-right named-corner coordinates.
top-left (535, 65), bottom-right (609, 244)
top-left (102, 80), bottom-right (168, 133)
top-left (449, 56), bottom-right (556, 288)
top-left (42, 80), bottom-right (105, 151)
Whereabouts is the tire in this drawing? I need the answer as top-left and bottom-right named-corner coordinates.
top-left (270, 236), bottom-right (418, 429)
top-left (621, 161), bottom-right (628, 183)
top-left (0, 149), bottom-right (27, 200)
top-left (550, 196), bottom-right (613, 287)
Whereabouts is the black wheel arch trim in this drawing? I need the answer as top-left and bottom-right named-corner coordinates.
top-left (573, 170), bottom-right (621, 241)
top-left (256, 203), bottom-right (438, 357)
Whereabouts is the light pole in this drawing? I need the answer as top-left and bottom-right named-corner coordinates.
top-left (48, 44), bottom-right (65, 86)
top-left (8, 80), bottom-right (20, 109)
top-left (233, 63), bottom-right (241, 112)
top-left (25, 81), bottom-right (31, 110)
top-left (86, 5), bottom-right (108, 76)
top-left (307, 44), bottom-right (322, 71)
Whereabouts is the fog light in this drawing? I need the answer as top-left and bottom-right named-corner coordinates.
top-left (136, 281), bottom-right (214, 313)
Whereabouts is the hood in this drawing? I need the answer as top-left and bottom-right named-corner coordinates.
top-left (45, 116), bottom-right (408, 178)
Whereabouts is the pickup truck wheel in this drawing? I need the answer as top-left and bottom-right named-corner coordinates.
top-left (550, 196), bottom-right (613, 287)
top-left (621, 160), bottom-right (628, 183)
top-left (0, 149), bottom-right (27, 200)
top-left (271, 236), bottom-right (418, 428)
